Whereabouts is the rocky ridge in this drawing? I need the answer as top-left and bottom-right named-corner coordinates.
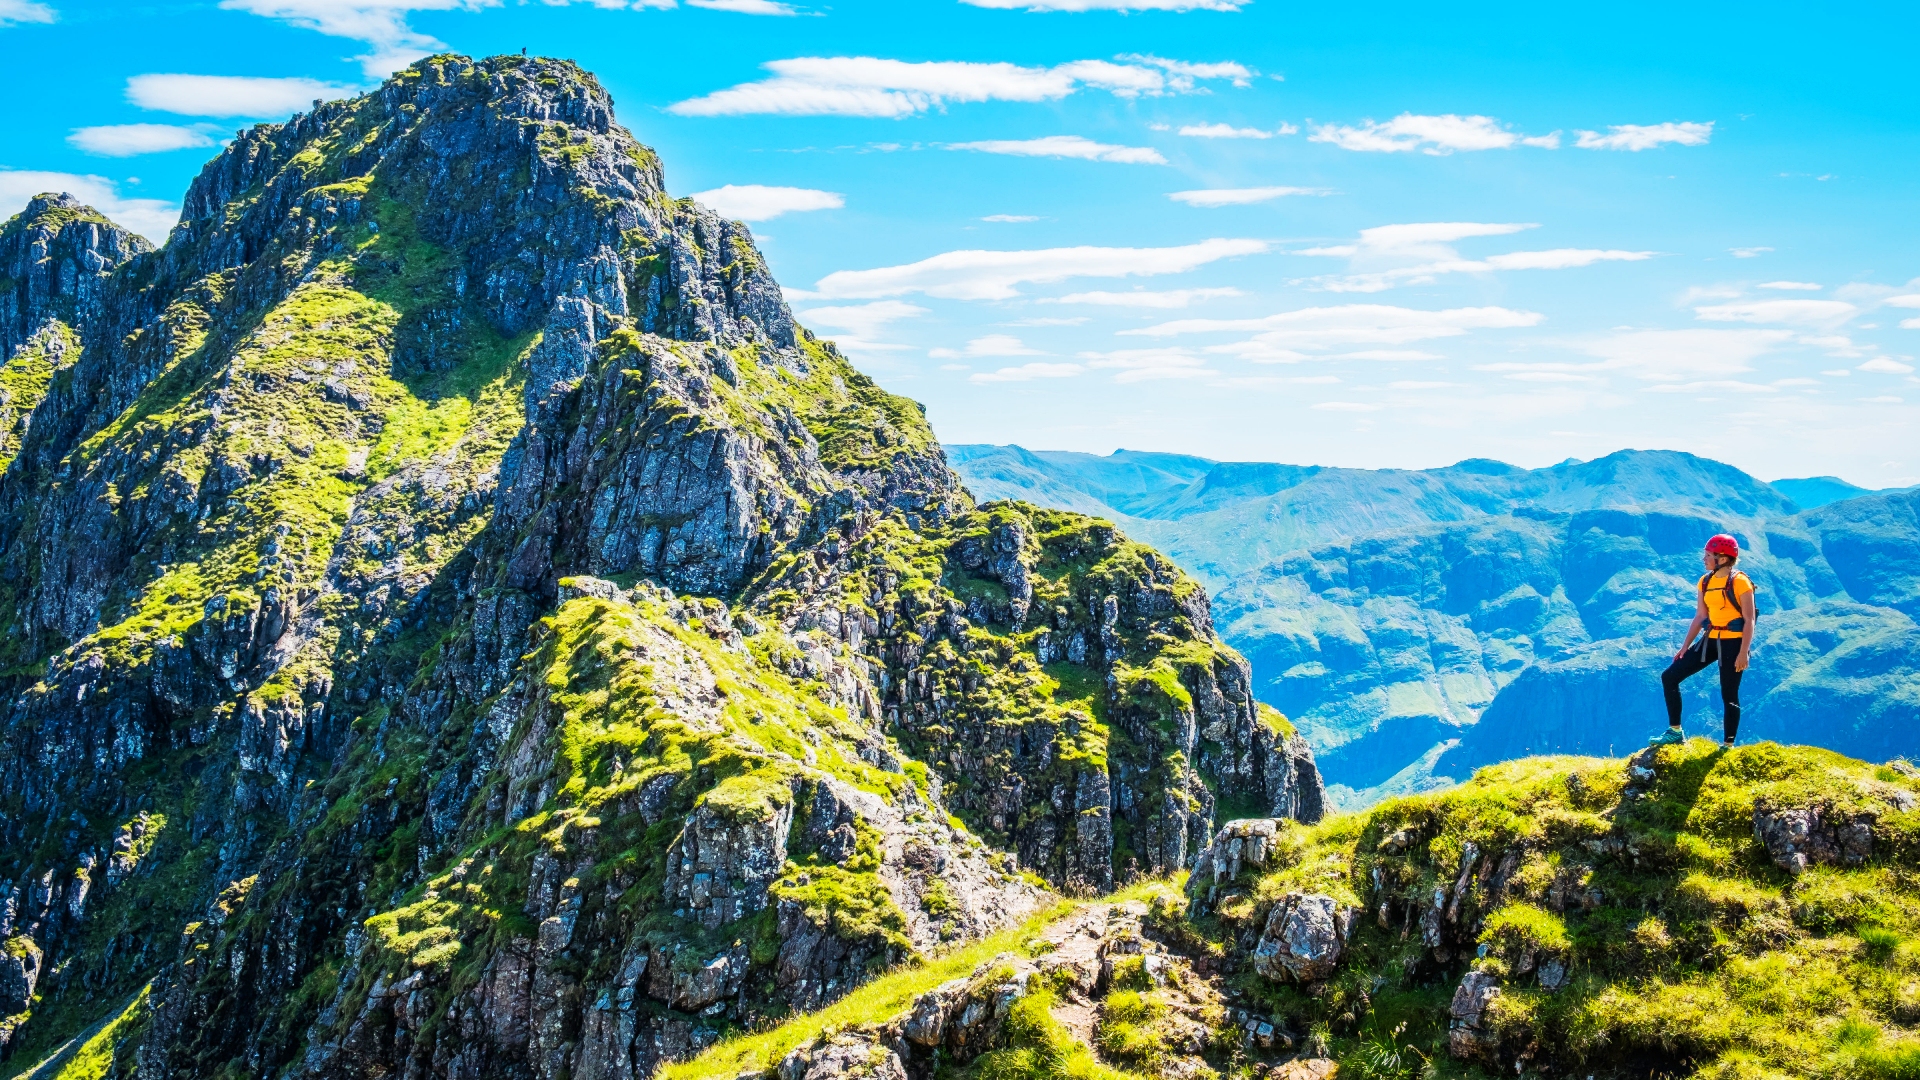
top-left (670, 738), bottom-right (1920, 1080)
top-left (0, 55), bottom-right (1322, 1080)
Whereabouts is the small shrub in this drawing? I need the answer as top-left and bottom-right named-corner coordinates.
top-left (1862, 924), bottom-right (1903, 964)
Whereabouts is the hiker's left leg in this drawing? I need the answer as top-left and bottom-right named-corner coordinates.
top-left (1717, 641), bottom-right (1744, 744)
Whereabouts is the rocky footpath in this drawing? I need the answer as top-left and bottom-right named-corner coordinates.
top-left (767, 890), bottom-right (1334, 1080)
top-left (0, 55), bottom-right (1322, 1080)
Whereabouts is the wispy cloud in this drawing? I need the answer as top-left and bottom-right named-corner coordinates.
top-left (68, 123), bottom-right (216, 157)
top-left (932, 334), bottom-right (1045, 359)
top-left (1757, 281), bottom-right (1822, 291)
top-left (982, 214), bottom-right (1039, 222)
top-left (1730, 246), bottom-right (1773, 258)
top-left (947, 135), bottom-right (1166, 164)
top-left (961, 0), bottom-right (1246, 9)
top-left (0, 0), bottom-right (56, 26)
top-left (970, 362), bottom-right (1086, 383)
top-left (1167, 186), bottom-right (1332, 206)
top-left (668, 54), bottom-right (1246, 117)
top-left (1574, 122), bottom-right (1713, 151)
top-left (1693, 299), bottom-right (1857, 326)
top-left (796, 299), bottom-right (926, 357)
top-left (1293, 221), bottom-right (1652, 292)
top-left (1125, 304), bottom-right (1542, 366)
top-left (127, 73), bottom-right (361, 117)
top-left (684, 0), bottom-right (800, 12)
top-left (1079, 347), bottom-right (1214, 382)
top-left (0, 170), bottom-right (179, 243)
top-left (801, 238), bottom-right (1270, 301)
top-left (215, 0), bottom-right (492, 77)
top-left (1047, 287), bottom-right (1241, 308)
top-left (690, 184), bottom-right (842, 221)
top-left (1309, 113), bottom-right (1558, 155)
top-left (1859, 357), bottom-right (1915, 374)
top-left (1178, 123), bottom-right (1278, 139)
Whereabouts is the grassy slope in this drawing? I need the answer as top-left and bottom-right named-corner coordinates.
top-left (667, 740), bottom-right (1920, 1080)
top-left (1219, 739), bottom-right (1920, 1079)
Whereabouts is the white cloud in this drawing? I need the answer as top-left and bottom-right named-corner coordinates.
top-left (0, 170), bottom-right (180, 243)
top-left (68, 124), bottom-right (215, 157)
top-left (1905, 319), bottom-right (1920, 330)
top-left (127, 73), bottom-right (361, 117)
top-left (1758, 281), bottom-right (1822, 291)
top-left (931, 334), bottom-right (1044, 359)
top-left (1884, 295), bottom-right (1920, 309)
top-left (982, 214), bottom-right (1039, 222)
top-left (0, 0), bottom-right (55, 25)
top-left (215, 0), bottom-right (491, 77)
top-left (1694, 299), bottom-right (1857, 326)
top-left (947, 135), bottom-right (1166, 164)
top-left (1168, 186), bottom-right (1332, 206)
top-left (690, 184), bottom-right (842, 221)
top-left (1312, 401), bottom-right (1381, 412)
top-left (1048, 287), bottom-right (1240, 308)
top-left (1332, 349), bottom-right (1444, 361)
top-left (1583, 328), bottom-right (1794, 377)
top-left (1574, 122), bottom-right (1713, 151)
top-left (1862, 395), bottom-right (1904, 403)
top-left (685, 0), bottom-right (798, 12)
top-left (1730, 246), bottom-right (1773, 258)
top-left (797, 300), bottom-right (927, 350)
top-left (1179, 123), bottom-right (1270, 139)
top-left (962, 0), bottom-right (1245, 8)
top-left (1860, 357), bottom-right (1916, 374)
top-left (970, 362), bottom-right (1085, 383)
top-left (1293, 221), bottom-right (1651, 292)
top-left (1128, 304), bottom-right (1542, 366)
top-left (1079, 347), bottom-right (1213, 382)
top-left (805, 237), bottom-right (1269, 301)
top-left (1642, 380), bottom-right (1777, 393)
top-left (668, 54), bottom-right (1244, 117)
top-left (1118, 56), bottom-right (1255, 88)
top-left (1309, 113), bottom-right (1549, 155)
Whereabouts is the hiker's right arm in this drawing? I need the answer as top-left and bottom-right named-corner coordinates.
top-left (1677, 592), bottom-right (1706, 659)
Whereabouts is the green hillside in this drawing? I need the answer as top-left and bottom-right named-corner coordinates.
top-left (670, 739), bottom-right (1920, 1080)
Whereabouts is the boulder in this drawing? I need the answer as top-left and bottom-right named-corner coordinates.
top-left (1447, 970), bottom-right (1502, 1060)
top-left (1752, 799), bottom-right (1879, 875)
top-left (1251, 893), bottom-right (1353, 983)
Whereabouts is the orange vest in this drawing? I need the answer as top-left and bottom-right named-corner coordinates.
top-left (1699, 570), bottom-right (1754, 639)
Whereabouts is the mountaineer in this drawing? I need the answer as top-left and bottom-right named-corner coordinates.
top-left (1650, 533), bottom-right (1757, 748)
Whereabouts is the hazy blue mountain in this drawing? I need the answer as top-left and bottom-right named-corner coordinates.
top-left (1772, 475), bottom-right (1907, 510)
top-left (951, 446), bottom-right (1920, 807)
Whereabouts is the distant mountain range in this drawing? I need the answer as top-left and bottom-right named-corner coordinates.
top-left (950, 445), bottom-right (1920, 807)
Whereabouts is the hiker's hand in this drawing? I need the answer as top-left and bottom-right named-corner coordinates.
top-left (1736, 648), bottom-right (1750, 672)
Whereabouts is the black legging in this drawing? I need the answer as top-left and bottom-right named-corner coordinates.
top-left (1661, 636), bottom-right (1743, 741)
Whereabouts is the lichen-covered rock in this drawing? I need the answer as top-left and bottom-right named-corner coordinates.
top-left (1752, 798), bottom-right (1893, 875)
top-left (1447, 970), bottom-right (1502, 1060)
top-left (1251, 893), bottom-right (1354, 983)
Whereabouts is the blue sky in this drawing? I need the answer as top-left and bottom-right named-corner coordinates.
top-left (4, 0), bottom-right (1918, 486)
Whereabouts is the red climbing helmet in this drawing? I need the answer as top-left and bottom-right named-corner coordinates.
top-left (1704, 534), bottom-right (1740, 557)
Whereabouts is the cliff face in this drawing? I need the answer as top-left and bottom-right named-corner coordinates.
top-left (0, 55), bottom-right (1321, 1080)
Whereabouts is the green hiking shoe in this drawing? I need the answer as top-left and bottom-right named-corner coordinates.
top-left (1648, 727), bottom-right (1686, 747)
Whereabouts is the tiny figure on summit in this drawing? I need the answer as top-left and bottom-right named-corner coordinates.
top-left (1650, 534), bottom-right (1757, 749)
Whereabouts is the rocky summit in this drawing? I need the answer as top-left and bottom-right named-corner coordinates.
top-left (0, 56), bottom-right (1323, 1080)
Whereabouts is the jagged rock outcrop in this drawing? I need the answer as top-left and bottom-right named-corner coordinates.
top-left (0, 53), bottom-right (1322, 1080)
top-left (775, 894), bottom-right (1254, 1080)
top-left (0, 194), bottom-right (149, 473)
top-left (1250, 893), bottom-right (1353, 983)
